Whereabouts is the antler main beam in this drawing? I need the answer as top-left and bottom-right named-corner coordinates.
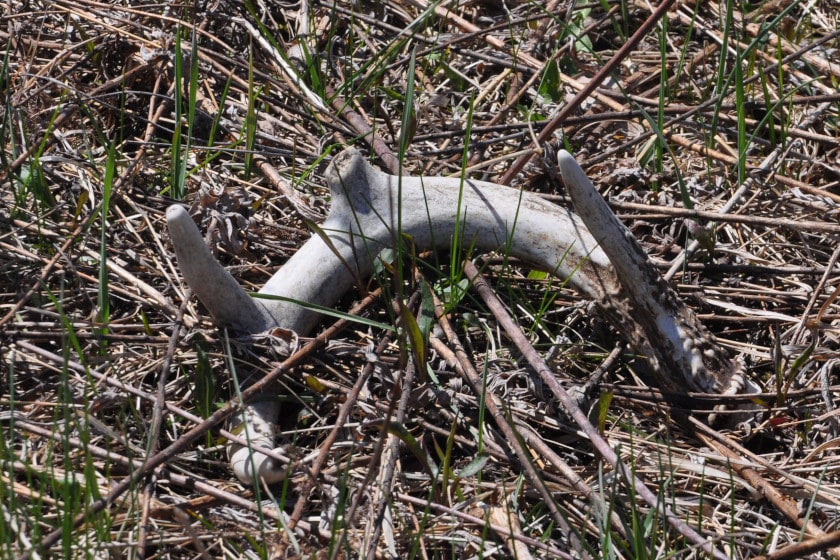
top-left (166, 148), bottom-right (744, 484)
top-left (168, 149), bottom-right (617, 335)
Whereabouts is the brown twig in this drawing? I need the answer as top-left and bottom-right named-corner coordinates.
top-left (12, 417), bottom-right (297, 528)
top-left (286, 333), bottom-right (388, 528)
top-left (759, 528), bottom-right (840, 560)
top-left (0, 224), bottom-right (84, 332)
top-left (689, 415), bottom-right (840, 560)
top-left (608, 201), bottom-right (840, 235)
top-left (137, 294), bottom-right (188, 559)
top-left (326, 85), bottom-right (401, 174)
top-left (0, 56), bottom-right (164, 186)
top-left (498, 0), bottom-right (678, 185)
top-left (462, 259), bottom-right (728, 560)
top-left (429, 300), bottom-right (590, 555)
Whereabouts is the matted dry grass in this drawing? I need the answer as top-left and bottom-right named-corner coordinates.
top-left (2, 0), bottom-right (840, 558)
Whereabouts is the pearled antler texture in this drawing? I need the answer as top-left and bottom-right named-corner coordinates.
top-left (558, 151), bottom-right (745, 397)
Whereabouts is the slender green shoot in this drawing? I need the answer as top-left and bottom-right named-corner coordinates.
top-left (594, 0), bottom-right (627, 43)
top-left (170, 31), bottom-right (184, 198)
top-left (96, 144), bottom-right (115, 343)
top-left (708, 0), bottom-right (803, 145)
top-left (341, 8), bottom-right (435, 101)
top-left (221, 332), bottom-right (271, 556)
top-left (0, 35), bottom-right (12, 178)
top-left (443, 94), bottom-right (476, 311)
top-left (395, 49), bottom-right (418, 297)
top-left (734, 40), bottom-right (747, 186)
top-left (1, 363), bottom-right (20, 558)
top-left (200, 72), bottom-right (233, 167)
top-left (251, 292), bottom-right (395, 332)
top-left (654, 10), bottom-right (668, 176)
top-left (171, 23), bottom-right (200, 198)
top-left (18, 104), bottom-right (61, 211)
top-left (243, 43), bottom-right (259, 180)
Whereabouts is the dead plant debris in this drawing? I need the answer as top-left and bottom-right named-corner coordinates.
top-left (1, 0), bottom-right (839, 558)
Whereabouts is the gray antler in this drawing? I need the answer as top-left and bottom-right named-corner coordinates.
top-left (167, 148), bottom-right (745, 484)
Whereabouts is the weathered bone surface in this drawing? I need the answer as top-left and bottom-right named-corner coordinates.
top-left (166, 148), bottom-right (744, 484)
top-left (168, 149), bottom-right (618, 335)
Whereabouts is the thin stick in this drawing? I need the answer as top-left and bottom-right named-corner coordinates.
top-left (0, 57), bottom-right (165, 185)
top-left (286, 334), bottom-right (389, 528)
top-left (607, 201), bottom-right (840, 235)
top-left (0, 224), bottom-right (83, 330)
top-left (326, 85), bottom-right (401, 174)
top-left (429, 301), bottom-right (589, 555)
top-left (462, 260), bottom-right (727, 560)
top-left (689, 416), bottom-right (840, 560)
top-left (757, 528), bottom-right (840, 560)
top-left (498, 0), bottom-right (678, 185)
top-left (13, 418), bottom-right (295, 527)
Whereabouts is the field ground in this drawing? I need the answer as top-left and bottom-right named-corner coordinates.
top-left (2, 0), bottom-right (840, 558)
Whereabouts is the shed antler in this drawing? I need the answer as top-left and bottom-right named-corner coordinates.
top-left (167, 148), bottom-right (745, 484)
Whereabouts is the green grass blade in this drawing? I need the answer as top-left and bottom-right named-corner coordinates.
top-left (251, 292), bottom-right (395, 332)
top-left (95, 144), bottom-right (115, 343)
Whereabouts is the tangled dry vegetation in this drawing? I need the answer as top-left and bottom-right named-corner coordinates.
top-left (2, 0), bottom-right (840, 558)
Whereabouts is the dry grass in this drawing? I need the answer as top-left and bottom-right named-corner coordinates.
top-left (2, 0), bottom-right (840, 558)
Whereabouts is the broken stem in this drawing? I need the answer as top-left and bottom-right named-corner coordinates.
top-left (462, 259), bottom-right (727, 560)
